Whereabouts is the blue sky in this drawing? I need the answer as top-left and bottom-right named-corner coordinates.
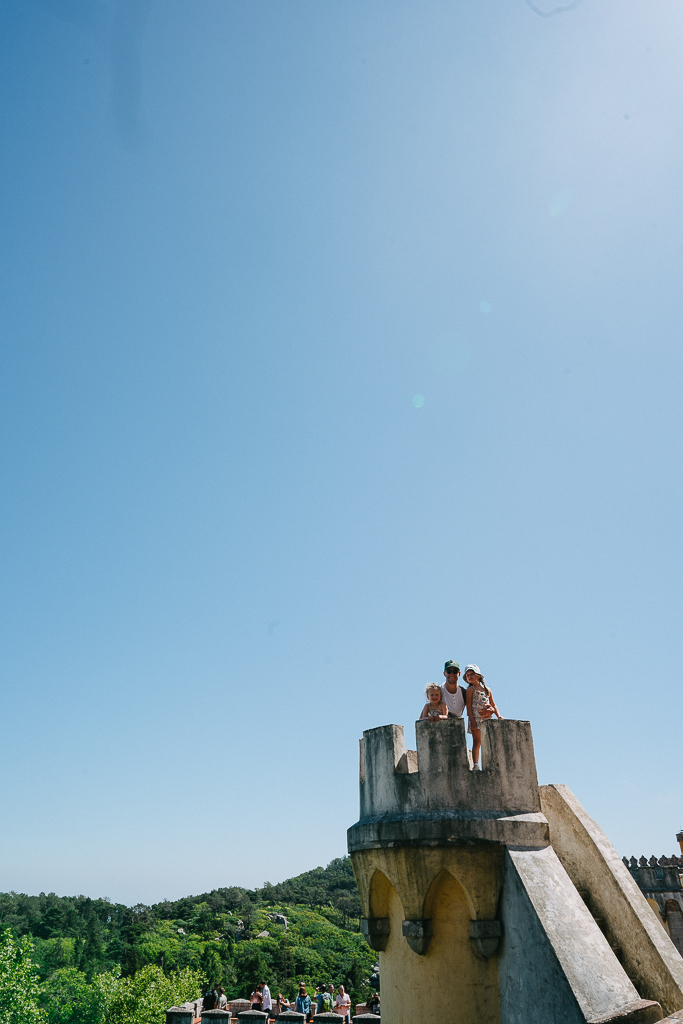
top-left (1, 0), bottom-right (682, 904)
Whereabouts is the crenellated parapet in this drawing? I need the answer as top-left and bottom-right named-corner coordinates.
top-left (348, 717), bottom-right (549, 852)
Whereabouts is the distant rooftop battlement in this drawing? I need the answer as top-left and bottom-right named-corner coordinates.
top-left (348, 718), bottom-right (549, 852)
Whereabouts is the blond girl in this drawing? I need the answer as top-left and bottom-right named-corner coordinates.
top-left (419, 683), bottom-right (448, 722)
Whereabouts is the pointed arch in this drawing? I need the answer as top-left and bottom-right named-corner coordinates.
top-left (423, 867), bottom-right (475, 921)
top-left (369, 868), bottom-right (400, 918)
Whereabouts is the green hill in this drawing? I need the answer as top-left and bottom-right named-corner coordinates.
top-left (0, 856), bottom-right (375, 1024)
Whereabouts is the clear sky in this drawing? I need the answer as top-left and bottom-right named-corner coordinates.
top-left (1, 0), bottom-right (682, 905)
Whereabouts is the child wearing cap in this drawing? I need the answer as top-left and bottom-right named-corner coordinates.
top-left (420, 683), bottom-right (448, 722)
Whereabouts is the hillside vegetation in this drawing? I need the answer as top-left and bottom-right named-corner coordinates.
top-left (0, 857), bottom-right (373, 1024)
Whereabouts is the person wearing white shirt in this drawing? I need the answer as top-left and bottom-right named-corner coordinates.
top-left (260, 982), bottom-right (273, 1018)
top-left (335, 985), bottom-right (351, 1024)
top-left (440, 659), bottom-right (466, 718)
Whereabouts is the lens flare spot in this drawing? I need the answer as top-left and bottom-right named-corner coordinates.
top-left (479, 300), bottom-right (492, 314)
top-left (412, 394), bottom-right (425, 408)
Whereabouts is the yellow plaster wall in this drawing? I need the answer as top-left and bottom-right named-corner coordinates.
top-left (352, 848), bottom-right (501, 1024)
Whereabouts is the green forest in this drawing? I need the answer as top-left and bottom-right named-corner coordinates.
top-left (0, 857), bottom-right (375, 1024)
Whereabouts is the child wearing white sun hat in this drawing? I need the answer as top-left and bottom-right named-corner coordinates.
top-left (463, 665), bottom-right (503, 770)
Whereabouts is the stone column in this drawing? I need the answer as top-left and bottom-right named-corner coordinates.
top-left (237, 1012), bottom-right (269, 1024)
top-left (167, 1010), bottom-right (194, 1024)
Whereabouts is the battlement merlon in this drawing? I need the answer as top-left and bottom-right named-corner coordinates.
top-left (348, 718), bottom-right (549, 852)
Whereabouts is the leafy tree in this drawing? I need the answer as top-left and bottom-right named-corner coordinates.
top-left (0, 927), bottom-right (46, 1024)
top-left (102, 965), bottom-right (203, 1024)
top-left (41, 968), bottom-right (103, 1024)
top-left (335, 893), bottom-right (361, 929)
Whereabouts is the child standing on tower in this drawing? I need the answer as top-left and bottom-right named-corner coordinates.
top-left (464, 664), bottom-right (503, 770)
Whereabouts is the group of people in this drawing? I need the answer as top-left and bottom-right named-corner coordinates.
top-left (202, 985), bottom-right (229, 1011)
top-left (295, 982), bottom-right (352, 1022)
top-left (243, 981), bottom-right (358, 1022)
top-left (419, 661), bottom-right (503, 769)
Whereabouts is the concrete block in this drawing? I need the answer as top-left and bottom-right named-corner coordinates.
top-left (540, 783), bottom-right (683, 1016)
top-left (499, 846), bottom-right (657, 1024)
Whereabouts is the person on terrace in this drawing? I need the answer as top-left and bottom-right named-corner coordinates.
top-left (419, 683), bottom-right (448, 722)
top-left (335, 984), bottom-right (351, 1023)
top-left (250, 986), bottom-right (263, 1011)
top-left (464, 664), bottom-right (503, 771)
top-left (260, 982), bottom-right (273, 1018)
top-left (296, 984), bottom-right (312, 1021)
top-left (276, 993), bottom-right (290, 1014)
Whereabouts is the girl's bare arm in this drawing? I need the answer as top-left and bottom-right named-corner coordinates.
top-left (419, 703), bottom-right (430, 720)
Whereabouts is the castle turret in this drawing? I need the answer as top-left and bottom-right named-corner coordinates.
top-left (348, 718), bottom-right (682, 1024)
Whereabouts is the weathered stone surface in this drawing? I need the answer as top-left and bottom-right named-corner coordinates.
top-left (166, 1011), bottom-right (194, 1024)
top-left (470, 919), bottom-right (502, 957)
top-left (230, 1000), bottom-right (252, 1016)
top-left (349, 719), bottom-right (549, 852)
top-left (401, 918), bottom-right (432, 955)
top-left (589, 1000), bottom-right (663, 1024)
top-left (358, 860), bottom-right (500, 1024)
top-left (202, 1013), bottom-right (232, 1021)
top-left (360, 917), bottom-right (390, 951)
top-left (352, 844), bottom-right (504, 924)
top-left (348, 808), bottom-right (549, 851)
top-left (499, 846), bottom-right (647, 1024)
top-left (275, 1014), bottom-right (305, 1023)
top-left (540, 784), bottom-right (683, 1016)
top-left (357, 719), bottom-right (542, 819)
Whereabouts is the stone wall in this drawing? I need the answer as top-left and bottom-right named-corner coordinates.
top-left (623, 856), bottom-right (683, 956)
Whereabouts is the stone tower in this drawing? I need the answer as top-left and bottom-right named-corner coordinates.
top-left (347, 718), bottom-right (683, 1024)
